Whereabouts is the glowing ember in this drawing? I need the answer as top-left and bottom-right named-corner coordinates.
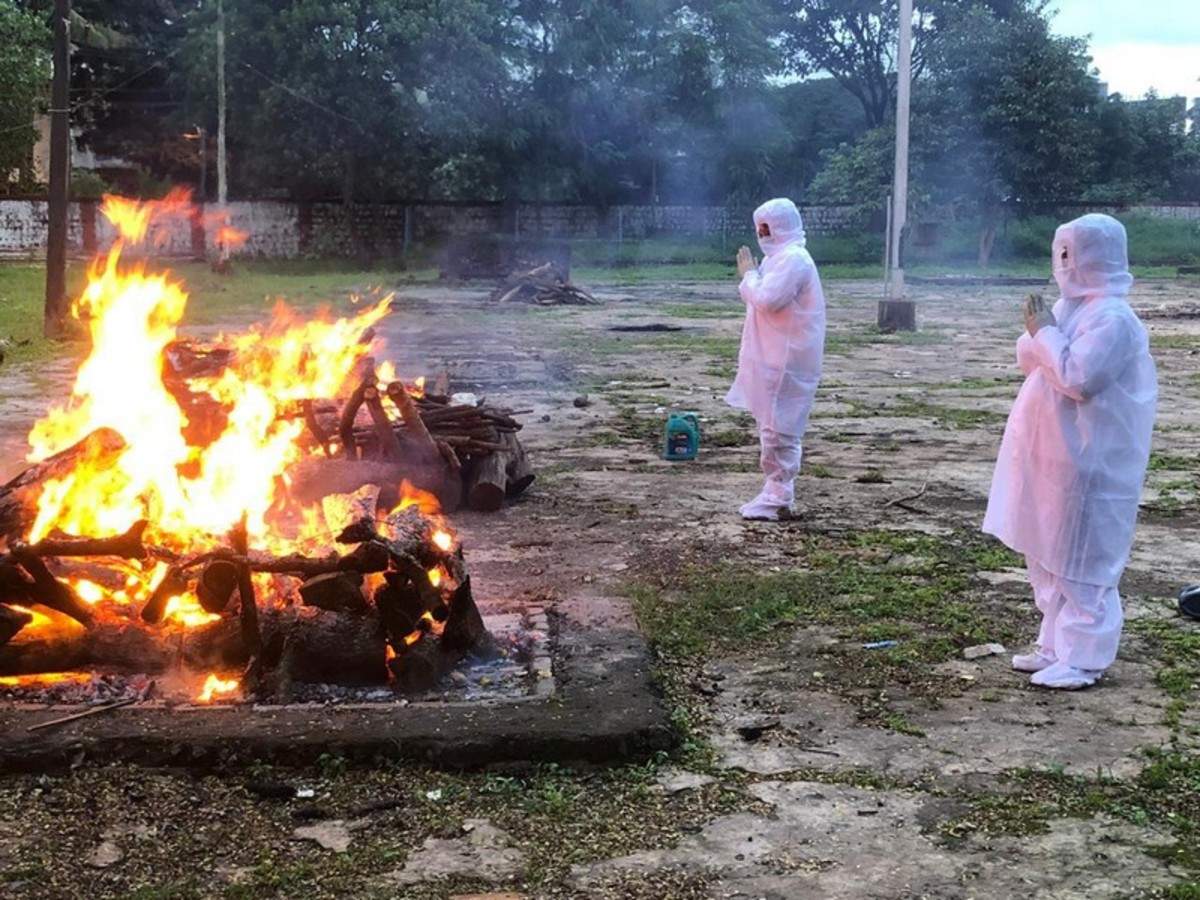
top-left (428, 567), bottom-right (443, 588)
top-left (197, 673), bottom-right (239, 703)
top-left (432, 530), bottom-right (453, 553)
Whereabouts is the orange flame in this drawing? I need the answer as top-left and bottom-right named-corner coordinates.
top-left (197, 673), bottom-right (239, 703)
top-left (21, 195), bottom-right (394, 636)
top-left (215, 224), bottom-right (248, 250)
top-left (101, 188), bottom-right (194, 244)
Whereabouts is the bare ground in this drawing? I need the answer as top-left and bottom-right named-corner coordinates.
top-left (1, 274), bottom-right (1198, 898)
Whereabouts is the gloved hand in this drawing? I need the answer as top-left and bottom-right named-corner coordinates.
top-left (1024, 294), bottom-right (1056, 337)
top-left (736, 246), bottom-right (758, 278)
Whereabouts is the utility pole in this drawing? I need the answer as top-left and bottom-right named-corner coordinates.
top-left (43, 0), bottom-right (71, 339)
top-left (878, 0), bottom-right (916, 332)
top-left (216, 0), bottom-right (227, 205)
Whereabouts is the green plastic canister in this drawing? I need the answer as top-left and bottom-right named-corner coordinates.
top-left (663, 412), bottom-right (701, 461)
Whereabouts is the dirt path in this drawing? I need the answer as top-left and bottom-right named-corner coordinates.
top-left (0, 276), bottom-right (1197, 898)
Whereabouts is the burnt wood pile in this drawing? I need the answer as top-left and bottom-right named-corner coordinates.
top-left (487, 263), bottom-right (598, 306)
top-left (0, 492), bottom-right (494, 697)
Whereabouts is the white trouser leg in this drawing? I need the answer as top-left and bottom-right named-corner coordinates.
top-left (1027, 558), bottom-right (1066, 658)
top-left (759, 427), bottom-right (802, 505)
top-left (1053, 576), bottom-right (1123, 672)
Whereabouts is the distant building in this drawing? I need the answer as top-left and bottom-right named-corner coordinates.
top-left (30, 115), bottom-right (137, 185)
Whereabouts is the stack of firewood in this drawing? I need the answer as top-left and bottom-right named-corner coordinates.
top-left (0, 497), bottom-right (493, 696)
top-left (488, 263), bottom-right (598, 306)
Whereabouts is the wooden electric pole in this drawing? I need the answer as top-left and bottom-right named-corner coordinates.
top-left (216, 0), bottom-right (227, 205)
top-left (44, 0), bottom-right (72, 339)
top-left (878, 0), bottom-right (916, 332)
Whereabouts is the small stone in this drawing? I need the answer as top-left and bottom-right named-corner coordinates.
top-left (963, 642), bottom-right (1007, 660)
top-left (573, 394), bottom-right (591, 408)
top-left (293, 820), bottom-right (354, 853)
top-left (386, 818), bottom-right (525, 886)
top-left (655, 769), bottom-right (717, 794)
top-left (451, 671), bottom-right (469, 686)
top-left (87, 841), bottom-right (124, 869)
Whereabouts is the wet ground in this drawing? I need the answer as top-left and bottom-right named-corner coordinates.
top-left (1, 273), bottom-right (1198, 898)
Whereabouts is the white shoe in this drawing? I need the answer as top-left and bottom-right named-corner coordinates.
top-left (1012, 650), bottom-right (1056, 673)
top-left (740, 497), bottom-right (792, 521)
top-left (1030, 660), bottom-right (1102, 690)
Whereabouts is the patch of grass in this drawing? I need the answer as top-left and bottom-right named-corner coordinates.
top-left (882, 712), bottom-right (927, 737)
top-left (1151, 334), bottom-right (1200, 352)
top-left (630, 528), bottom-right (1025, 669)
top-left (707, 427), bottom-right (756, 448)
top-left (941, 750), bottom-right (1200, 877)
top-left (806, 463), bottom-right (835, 479)
top-left (662, 303), bottom-right (744, 320)
top-left (824, 328), bottom-right (944, 356)
top-left (888, 399), bottom-right (1007, 429)
top-left (1148, 453), bottom-right (1200, 472)
top-left (0, 259), bottom-right (435, 365)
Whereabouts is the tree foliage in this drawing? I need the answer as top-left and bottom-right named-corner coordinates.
top-left (33, 0), bottom-right (1200, 209)
top-left (0, 0), bottom-right (51, 189)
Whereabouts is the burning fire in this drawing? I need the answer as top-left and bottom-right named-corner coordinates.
top-left (197, 673), bottom-right (239, 703)
top-left (17, 194), bottom-right (399, 630)
top-left (2, 193), bottom-right (470, 701)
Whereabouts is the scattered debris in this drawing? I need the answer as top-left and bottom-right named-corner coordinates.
top-left (963, 642), bottom-right (1007, 660)
top-left (608, 324), bottom-right (683, 333)
top-left (293, 820), bottom-right (357, 853)
top-left (386, 818), bottom-right (526, 886)
top-left (245, 780), bottom-right (297, 801)
top-left (862, 640), bottom-right (899, 650)
top-left (488, 263), bottom-right (598, 305)
top-left (736, 717), bottom-right (780, 741)
top-left (87, 841), bottom-right (124, 869)
top-left (655, 769), bottom-right (717, 794)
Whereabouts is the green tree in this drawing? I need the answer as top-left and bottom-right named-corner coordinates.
top-left (0, 0), bottom-right (51, 190)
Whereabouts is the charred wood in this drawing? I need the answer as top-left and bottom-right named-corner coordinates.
top-left (0, 428), bottom-right (126, 540)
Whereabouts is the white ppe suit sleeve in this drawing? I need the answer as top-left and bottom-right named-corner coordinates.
top-left (1016, 333), bottom-right (1038, 376)
top-left (1025, 313), bottom-right (1134, 402)
top-left (739, 257), bottom-right (809, 313)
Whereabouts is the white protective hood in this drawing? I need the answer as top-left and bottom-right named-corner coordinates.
top-left (1053, 213), bottom-right (1135, 302)
top-left (754, 198), bottom-right (807, 256)
top-left (983, 213), bottom-right (1157, 587)
top-left (725, 198), bottom-right (825, 436)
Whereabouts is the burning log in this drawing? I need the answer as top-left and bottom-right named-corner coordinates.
top-left (0, 621), bottom-right (168, 676)
top-left (440, 576), bottom-right (494, 658)
top-left (0, 561), bottom-right (35, 606)
top-left (374, 570), bottom-right (436, 643)
top-left (230, 520), bottom-right (261, 657)
top-left (0, 604), bottom-right (32, 648)
top-left (140, 564), bottom-right (188, 624)
top-left (338, 359), bottom-right (375, 461)
top-left (18, 519), bottom-right (148, 560)
top-left (196, 559), bottom-right (240, 614)
top-left (0, 428), bottom-right (126, 539)
top-left (273, 608), bottom-right (388, 687)
top-left (298, 572), bottom-right (368, 614)
top-left (336, 539), bottom-right (390, 574)
top-left (8, 552), bottom-right (95, 629)
top-left (385, 577), bottom-right (493, 692)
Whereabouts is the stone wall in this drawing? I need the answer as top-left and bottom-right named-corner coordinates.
top-left (1, 198), bottom-right (1196, 260)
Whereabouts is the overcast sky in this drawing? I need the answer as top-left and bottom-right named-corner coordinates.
top-left (1049, 0), bottom-right (1200, 99)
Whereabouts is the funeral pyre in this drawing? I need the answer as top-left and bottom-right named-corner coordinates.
top-left (0, 195), bottom-right (533, 704)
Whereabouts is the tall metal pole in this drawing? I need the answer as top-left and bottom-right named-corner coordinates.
top-left (889, 0), bottom-right (913, 299)
top-left (216, 0), bottom-right (228, 205)
top-left (43, 0), bottom-right (72, 339)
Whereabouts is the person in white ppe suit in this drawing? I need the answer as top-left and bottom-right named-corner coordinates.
top-left (983, 214), bottom-right (1157, 690)
top-left (727, 198), bottom-right (826, 520)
